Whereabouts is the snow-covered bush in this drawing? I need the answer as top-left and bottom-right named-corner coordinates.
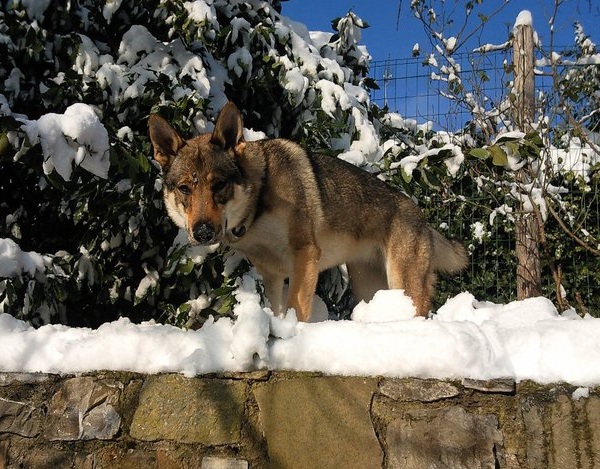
top-left (379, 1), bottom-right (600, 313)
top-left (0, 0), bottom-right (378, 326)
top-left (559, 23), bottom-right (600, 133)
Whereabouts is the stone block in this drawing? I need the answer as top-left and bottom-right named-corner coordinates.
top-left (44, 376), bottom-right (122, 441)
top-left (19, 447), bottom-right (87, 469)
top-left (88, 446), bottom-right (156, 469)
top-left (548, 394), bottom-right (577, 469)
top-left (254, 376), bottom-right (381, 469)
top-left (386, 405), bottom-right (503, 469)
top-left (462, 378), bottom-right (516, 394)
top-left (0, 396), bottom-right (41, 437)
top-left (521, 399), bottom-right (547, 469)
top-left (380, 378), bottom-right (460, 402)
top-left (572, 395), bottom-right (594, 469)
top-left (0, 439), bottom-right (7, 469)
top-left (586, 397), bottom-right (600, 469)
top-left (130, 375), bottom-right (246, 445)
top-left (201, 456), bottom-right (249, 469)
top-left (0, 373), bottom-right (50, 386)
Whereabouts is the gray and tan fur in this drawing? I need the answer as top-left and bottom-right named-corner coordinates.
top-left (148, 102), bottom-right (468, 321)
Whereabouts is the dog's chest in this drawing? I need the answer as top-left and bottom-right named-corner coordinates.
top-left (230, 212), bottom-right (292, 268)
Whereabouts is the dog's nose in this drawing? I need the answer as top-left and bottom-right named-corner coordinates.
top-left (192, 222), bottom-right (216, 245)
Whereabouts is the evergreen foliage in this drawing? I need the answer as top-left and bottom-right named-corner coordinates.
top-left (0, 0), bottom-right (598, 326)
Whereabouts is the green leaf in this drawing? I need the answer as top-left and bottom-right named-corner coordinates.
top-left (137, 153), bottom-right (151, 174)
top-left (469, 148), bottom-right (489, 159)
top-left (524, 131), bottom-right (543, 147)
top-left (489, 145), bottom-right (508, 166)
top-left (421, 169), bottom-right (441, 189)
top-left (362, 77), bottom-right (380, 90)
top-left (437, 148), bottom-right (454, 159)
top-left (178, 259), bottom-right (196, 275)
top-left (495, 134), bottom-right (521, 143)
top-left (212, 285), bottom-right (236, 297)
top-left (505, 141), bottom-right (520, 156)
top-left (0, 133), bottom-right (10, 158)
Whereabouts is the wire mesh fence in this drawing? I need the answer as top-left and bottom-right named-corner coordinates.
top-left (367, 49), bottom-right (600, 312)
top-left (369, 50), bottom-right (512, 131)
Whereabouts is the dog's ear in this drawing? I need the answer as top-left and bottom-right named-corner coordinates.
top-left (148, 115), bottom-right (185, 169)
top-left (211, 102), bottom-right (246, 155)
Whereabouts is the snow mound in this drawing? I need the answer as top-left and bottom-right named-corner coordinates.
top-left (2, 286), bottom-right (600, 386)
top-left (351, 289), bottom-right (416, 322)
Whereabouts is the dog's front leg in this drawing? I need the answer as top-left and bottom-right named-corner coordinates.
top-left (261, 273), bottom-right (285, 317)
top-left (287, 244), bottom-right (321, 322)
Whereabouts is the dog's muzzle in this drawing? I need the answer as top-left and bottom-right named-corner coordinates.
top-left (192, 222), bottom-right (247, 245)
top-left (192, 222), bottom-right (218, 245)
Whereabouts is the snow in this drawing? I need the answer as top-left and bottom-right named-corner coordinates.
top-left (0, 238), bottom-right (45, 278)
top-left (573, 387), bottom-right (590, 400)
top-left (283, 68), bottom-right (309, 105)
top-left (1, 271), bottom-right (600, 386)
top-left (134, 269), bottom-right (159, 302)
top-left (514, 10), bottom-right (533, 29)
top-left (473, 41), bottom-right (511, 53)
top-left (471, 221), bottom-right (489, 243)
top-left (102, 0), bottom-right (123, 23)
top-left (20, 0), bottom-right (51, 22)
top-left (445, 36), bottom-right (457, 53)
top-left (227, 48), bottom-right (253, 78)
top-left (184, 0), bottom-right (216, 25)
top-left (20, 103), bottom-right (110, 181)
top-left (315, 80), bottom-right (352, 116)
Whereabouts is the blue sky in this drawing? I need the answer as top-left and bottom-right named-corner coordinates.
top-left (283, 0), bottom-right (600, 63)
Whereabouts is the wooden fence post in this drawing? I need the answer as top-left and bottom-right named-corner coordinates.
top-left (512, 14), bottom-right (542, 300)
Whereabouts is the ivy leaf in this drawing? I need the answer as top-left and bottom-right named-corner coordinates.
top-left (505, 141), bottom-right (520, 156)
top-left (489, 145), bottom-right (508, 166)
top-left (0, 133), bottom-right (11, 158)
top-left (178, 259), bottom-right (196, 275)
top-left (362, 77), bottom-right (380, 90)
top-left (524, 131), bottom-right (543, 147)
top-left (469, 148), bottom-right (489, 159)
top-left (421, 168), bottom-right (441, 189)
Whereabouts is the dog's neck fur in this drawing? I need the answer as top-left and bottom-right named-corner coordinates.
top-left (224, 141), bottom-right (268, 243)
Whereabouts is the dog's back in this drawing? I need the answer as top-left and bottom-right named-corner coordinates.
top-left (242, 139), bottom-right (467, 315)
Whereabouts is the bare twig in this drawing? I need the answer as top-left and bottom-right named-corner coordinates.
top-left (547, 203), bottom-right (600, 256)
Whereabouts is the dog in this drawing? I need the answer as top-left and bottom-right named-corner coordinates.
top-left (148, 102), bottom-right (468, 321)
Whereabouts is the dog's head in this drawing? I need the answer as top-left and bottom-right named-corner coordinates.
top-left (148, 102), bottom-right (252, 246)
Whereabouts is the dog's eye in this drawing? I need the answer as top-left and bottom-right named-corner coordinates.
top-left (212, 181), bottom-right (228, 194)
top-left (212, 181), bottom-right (232, 204)
top-left (177, 184), bottom-right (191, 196)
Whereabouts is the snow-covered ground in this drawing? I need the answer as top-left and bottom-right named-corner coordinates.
top-left (1, 274), bottom-right (599, 387)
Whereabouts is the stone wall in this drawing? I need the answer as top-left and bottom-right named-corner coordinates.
top-left (0, 371), bottom-right (599, 468)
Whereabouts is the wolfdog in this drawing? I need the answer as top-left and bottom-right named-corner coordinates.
top-left (149, 102), bottom-right (467, 321)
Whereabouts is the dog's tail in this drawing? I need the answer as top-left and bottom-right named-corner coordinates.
top-left (431, 229), bottom-right (468, 274)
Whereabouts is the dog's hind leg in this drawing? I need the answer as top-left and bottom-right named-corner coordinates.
top-left (404, 266), bottom-right (436, 317)
top-left (384, 234), bottom-right (434, 317)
